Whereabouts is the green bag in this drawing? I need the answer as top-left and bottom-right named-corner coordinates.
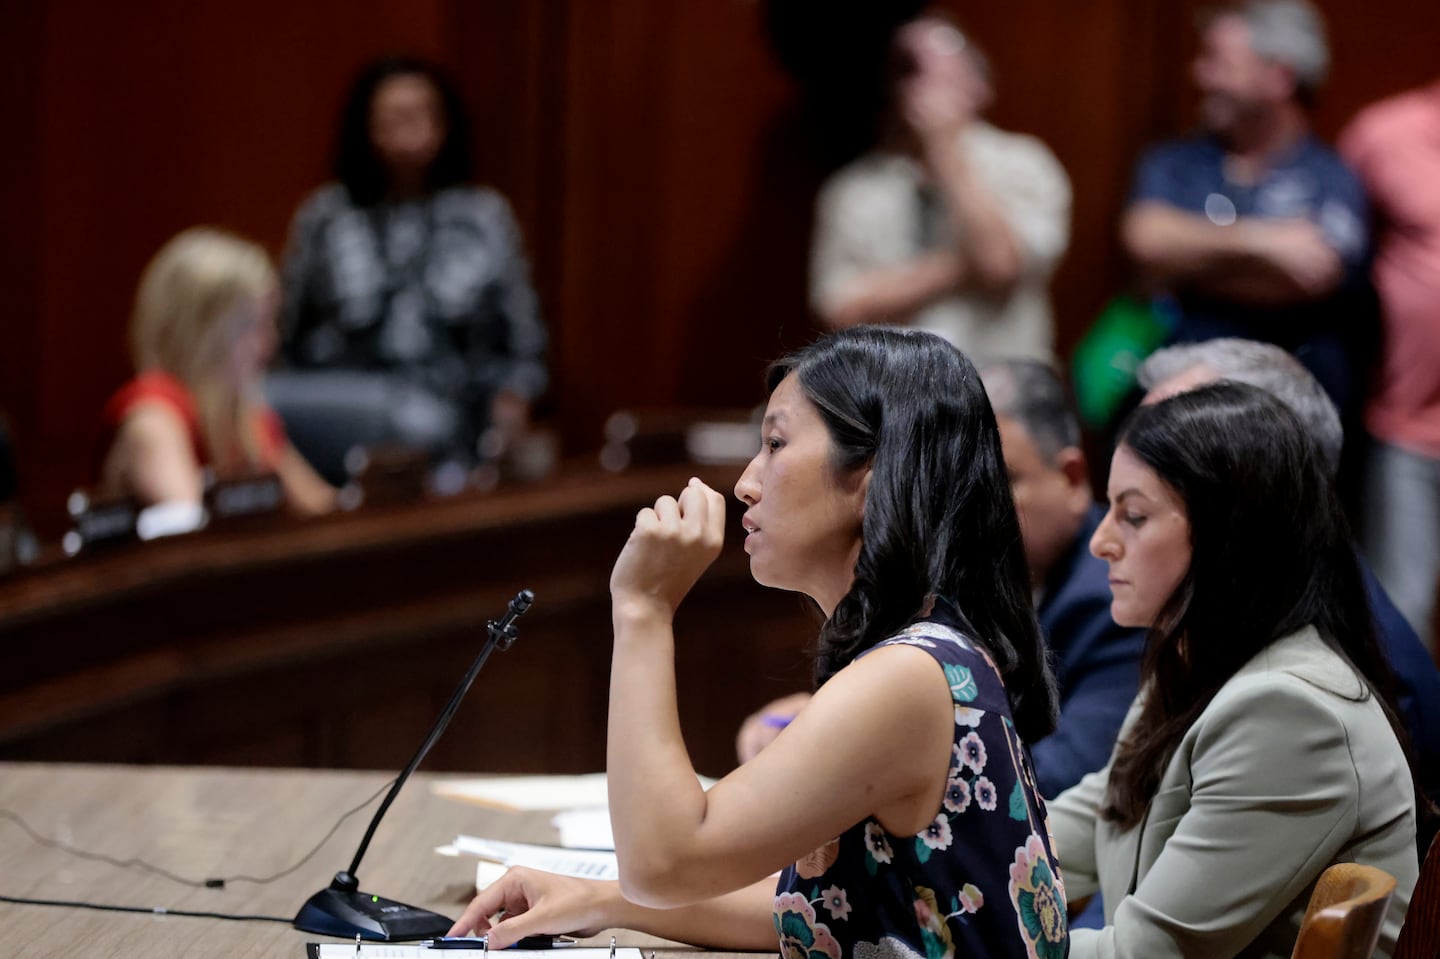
top-left (1070, 295), bottom-right (1172, 429)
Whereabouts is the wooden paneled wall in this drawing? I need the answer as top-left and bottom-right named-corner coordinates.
top-left (2, 1), bottom-right (1437, 535)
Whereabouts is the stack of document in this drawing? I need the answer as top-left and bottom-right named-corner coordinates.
top-left (430, 774), bottom-right (617, 862)
top-left (431, 773), bottom-right (716, 853)
top-left (430, 774), bottom-right (614, 812)
top-left (436, 836), bottom-right (619, 882)
top-left (550, 808), bottom-right (614, 850)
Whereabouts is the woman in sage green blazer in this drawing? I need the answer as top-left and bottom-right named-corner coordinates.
top-left (1050, 382), bottom-right (1420, 959)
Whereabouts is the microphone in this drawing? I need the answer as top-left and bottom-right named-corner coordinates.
top-left (293, 589), bottom-right (535, 941)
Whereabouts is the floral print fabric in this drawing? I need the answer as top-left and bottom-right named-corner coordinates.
top-left (773, 604), bottom-right (1068, 959)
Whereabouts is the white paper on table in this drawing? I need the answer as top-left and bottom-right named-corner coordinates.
top-left (311, 947), bottom-right (642, 959)
top-left (475, 858), bottom-right (509, 890)
top-left (430, 773), bottom-right (717, 812)
top-left (430, 774), bottom-right (611, 810)
top-left (437, 835), bottom-right (619, 881)
top-left (550, 807), bottom-right (614, 850)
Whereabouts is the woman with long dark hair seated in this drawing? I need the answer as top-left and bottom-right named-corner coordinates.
top-left (449, 327), bottom-right (1068, 958)
top-left (273, 56), bottom-right (547, 480)
top-left (1052, 382), bottom-right (1419, 958)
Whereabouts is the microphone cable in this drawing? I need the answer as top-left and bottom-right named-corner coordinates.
top-left (0, 893), bottom-right (291, 924)
top-left (0, 775), bottom-right (396, 922)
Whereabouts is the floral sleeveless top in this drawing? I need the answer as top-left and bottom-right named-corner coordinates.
top-left (772, 607), bottom-right (1069, 959)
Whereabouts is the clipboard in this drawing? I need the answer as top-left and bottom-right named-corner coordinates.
top-left (306, 945), bottom-right (642, 959)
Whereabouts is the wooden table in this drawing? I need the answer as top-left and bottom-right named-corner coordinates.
top-left (0, 462), bottom-right (816, 776)
top-left (0, 762), bottom-right (767, 959)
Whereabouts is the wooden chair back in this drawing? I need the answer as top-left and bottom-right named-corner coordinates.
top-left (1394, 833), bottom-right (1440, 959)
top-left (1291, 862), bottom-right (1397, 959)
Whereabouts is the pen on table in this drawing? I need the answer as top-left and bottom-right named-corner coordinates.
top-left (422, 936), bottom-right (578, 950)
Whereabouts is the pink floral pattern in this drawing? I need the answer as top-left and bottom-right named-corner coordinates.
top-left (821, 884), bottom-right (853, 922)
top-left (959, 732), bottom-right (987, 774)
top-left (974, 776), bottom-right (998, 811)
top-left (913, 886), bottom-right (956, 959)
top-left (943, 777), bottom-right (972, 814)
top-left (957, 883), bottom-right (985, 914)
top-left (774, 891), bottom-right (843, 959)
top-left (918, 814), bottom-right (953, 851)
top-left (1007, 835), bottom-right (1067, 959)
top-left (772, 604), bottom-right (1067, 959)
top-left (865, 822), bottom-right (894, 865)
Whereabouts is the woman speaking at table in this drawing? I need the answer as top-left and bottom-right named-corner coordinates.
top-left (451, 327), bottom-right (1068, 959)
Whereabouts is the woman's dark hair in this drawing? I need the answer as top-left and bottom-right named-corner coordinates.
top-left (333, 55), bottom-right (473, 206)
top-left (1103, 382), bottom-right (1411, 828)
top-left (767, 326), bottom-right (1059, 744)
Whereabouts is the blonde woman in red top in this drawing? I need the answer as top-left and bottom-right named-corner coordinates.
top-left (101, 227), bottom-right (334, 515)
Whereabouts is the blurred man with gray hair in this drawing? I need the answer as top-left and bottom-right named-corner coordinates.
top-left (1138, 336), bottom-right (1343, 471)
top-left (1137, 339), bottom-right (1440, 828)
top-left (1122, 1), bottom-right (1370, 421)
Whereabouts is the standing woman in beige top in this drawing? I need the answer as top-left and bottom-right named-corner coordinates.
top-left (1050, 382), bottom-right (1421, 959)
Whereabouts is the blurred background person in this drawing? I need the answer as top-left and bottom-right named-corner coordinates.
top-left (1121, 0), bottom-right (1370, 422)
top-left (1340, 78), bottom-right (1440, 656)
top-left (810, 13), bottom-right (1070, 363)
top-left (273, 55), bottom-right (548, 484)
top-left (100, 228), bottom-right (335, 515)
top-left (982, 360), bottom-right (1146, 798)
top-left (739, 360), bottom-right (1146, 806)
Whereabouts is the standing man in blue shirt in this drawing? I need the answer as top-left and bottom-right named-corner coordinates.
top-left (1122, 0), bottom-right (1370, 418)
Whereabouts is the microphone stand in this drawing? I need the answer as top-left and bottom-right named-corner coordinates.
top-left (294, 589), bottom-right (535, 941)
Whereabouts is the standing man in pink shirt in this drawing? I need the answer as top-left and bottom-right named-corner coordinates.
top-left (1341, 80), bottom-right (1440, 655)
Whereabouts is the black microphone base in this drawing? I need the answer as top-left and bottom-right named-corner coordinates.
top-left (293, 885), bottom-right (454, 941)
